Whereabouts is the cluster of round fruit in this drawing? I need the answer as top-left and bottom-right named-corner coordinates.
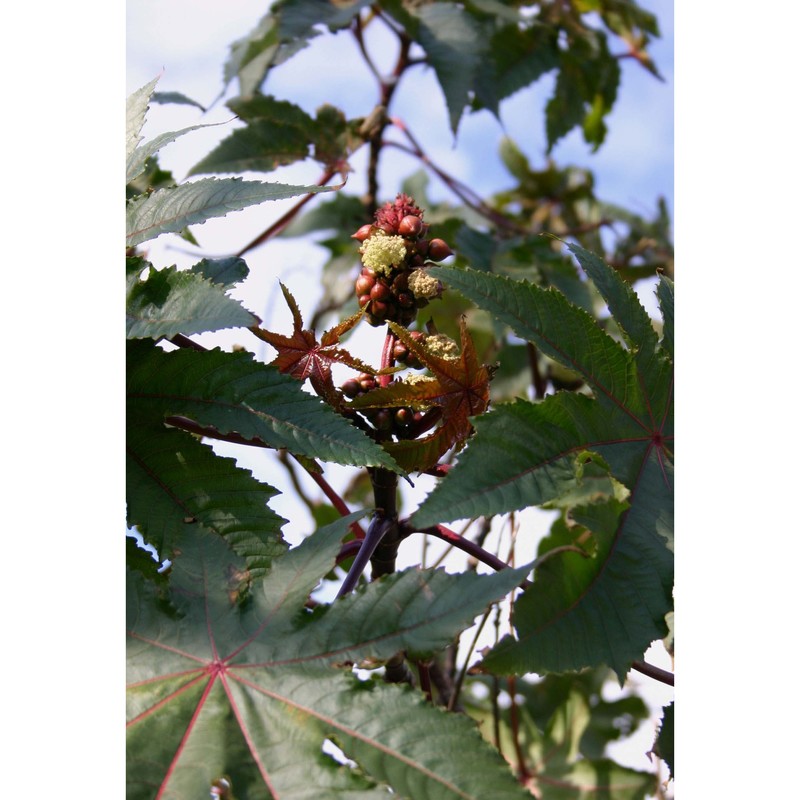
top-left (352, 194), bottom-right (453, 327)
top-left (341, 372), bottom-right (422, 438)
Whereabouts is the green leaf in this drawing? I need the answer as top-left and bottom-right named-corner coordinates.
top-left (125, 177), bottom-right (338, 247)
top-left (127, 518), bottom-right (532, 799)
top-left (126, 535), bottom-right (165, 583)
top-left (411, 394), bottom-right (601, 526)
top-left (279, 192), bottom-right (366, 238)
top-left (189, 256), bottom-right (250, 288)
top-left (473, 23), bottom-right (560, 116)
top-left (189, 96), bottom-right (315, 175)
top-left (126, 422), bottom-right (288, 577)
top-left (152, 90), bottom-right (206, 111)
top-left (652, 701), bottom-right (674, 779)
top-left (567, 242), bottom-right (659, 357)
top-left (537, 758), bottom-right (656, 800)
top-left (481, 495), bottom-right (671, 681)
top-left (413, 3), bottom-right (485, 134)
top-left (277, 0), bottom-right (374, 39)
top-left (464, 668), bottom-right (655, 797)
top-left (127, 340), bottom-right (402, 472)
top-left (425, 265), bottom-right (649, 419)
top-left (544, 31), bottom-right (620, 152)
top-left (224, 12), bottom-right (283, 97)
top-left (126, 263), bottom-right (257, 339)
top-left (412, 257), bottom-right (673, 677)
top-left (657, 273), bottom-right (674, 359)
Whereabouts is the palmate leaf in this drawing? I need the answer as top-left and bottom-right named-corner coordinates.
top-left (412, 251), bottom-right (673, 678)
top-left (127, 339), bottom-right (401, 473)
top-left (482, 493), bottom-right (672, 680)
top-left (345, 318), bottom-right (492, 473)
top-left (126, 261), bottom-right (258, 339)
top-left (127, 515), bottom-right (533, 799)
top-left (249, 283), bottom-right (376, 405)
top-left (125, 177), bottom-right (338, 247)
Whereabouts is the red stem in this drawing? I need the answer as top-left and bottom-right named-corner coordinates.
top-left (379, 331), bottom-right (396, 388)
top-left (409, 523), bottom-right (518, 577)
top-left (235, 168), bottom-right (339, 258)
top-left (298, 459), bottom-right (367, 540)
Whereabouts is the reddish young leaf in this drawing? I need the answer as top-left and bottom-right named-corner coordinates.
top-left (346, 317), bottom-right (493, 472)
top-left (249, 283), bottom-right (376, 403)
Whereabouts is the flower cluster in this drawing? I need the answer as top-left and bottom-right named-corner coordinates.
top-left (352, 193), bottom-right (453, 327)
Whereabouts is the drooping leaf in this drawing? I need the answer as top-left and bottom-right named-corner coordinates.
top-left (223, 11), bottom-right (284, 97)
top-left (412, 2), bottom-right (485, 135)
top-left (536, 759), bottom-right (657, 800)
top-left (249, 283), bottom-right (377, 405)
top-left (126, 262), bottom-right (257, 339)
top-left (465, 669), bottom-right (656, 799)
top-left (127, 515), bottom-right (533, 799)
top-left (125, 177), bottom-right (339, 247)
top-left (127, 339), bottom-right (401, 473)
top-left (472, 21), bottom-right (560, 116)
top-left (481, 495), bottom-right (671, 681)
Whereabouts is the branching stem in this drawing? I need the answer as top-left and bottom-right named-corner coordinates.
top-left (235, 168), bottom-right (339, 258)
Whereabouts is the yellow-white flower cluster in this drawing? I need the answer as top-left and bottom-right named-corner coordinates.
top-left (359, 231), bottom-right (407, 276)
top-left (408, 269), bottom-right (441, 300)
top-left (426, 334), bottom-right (459, 360)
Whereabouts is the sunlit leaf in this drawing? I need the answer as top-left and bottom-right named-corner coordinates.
top-left (126, 177), bottom-right (339, 247)
top-left (126, 263), bottom-right (257, 339)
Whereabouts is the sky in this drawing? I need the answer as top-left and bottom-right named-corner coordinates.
top-left (4, 2), bottom-right (799, 797)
